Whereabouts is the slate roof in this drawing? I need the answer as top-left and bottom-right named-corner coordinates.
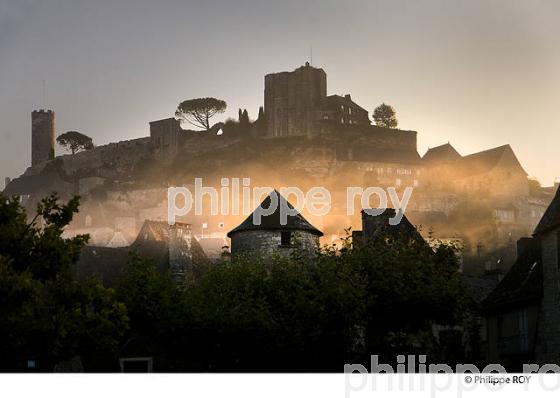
top-left (457, 144), bottom-right (527, 178)
top-left (482, 237), bottom-right (542, 312)
top-left (132, 220), bottom-right (191, 245)
top-left (534, 185), bottom-right (560, 235)
top-left (74, 220), bottom-right (205, 286)
top-left (227, 190), bottom-right (323, 237)
top-left (423, 143), bottom-right (462, 164)
top-left (360, 208), bottom-right (428, 245)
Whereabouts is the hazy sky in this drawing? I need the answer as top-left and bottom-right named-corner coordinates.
top-left (1, 0), bottom-right (559, 185)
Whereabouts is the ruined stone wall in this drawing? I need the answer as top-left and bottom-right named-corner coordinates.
top-left (150, 118), bottom-right (182, 160)
top-left (57, 137), bottom-right (152, 178)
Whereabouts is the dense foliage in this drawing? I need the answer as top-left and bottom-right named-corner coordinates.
top-left (373, 103), bottom-right (398, 129)
top-left (0, 194), bottom-right (127, 371)
top-left (0, 195), bottom-right (467, 371)
top-left (116, 232), bottom-right (467, 371)
top-left (56, 131), bottom-right (94, 155)
top-left (175, 97), bottom-right (227, 131)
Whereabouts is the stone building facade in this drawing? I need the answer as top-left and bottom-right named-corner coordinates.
top-left (149, 117), bottom-right (182, 159)
top-left (75, 220), bottom-right (207, 285)
top-left (31, 109), bottom-right (55, 166)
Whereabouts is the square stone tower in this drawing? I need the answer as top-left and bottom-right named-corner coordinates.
top-left (31, 109), bottom-right (55, 166)
top-left (264, 62), bottom-right (327, 138)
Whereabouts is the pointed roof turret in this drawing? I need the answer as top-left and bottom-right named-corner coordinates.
top-left (227, 190), bottom-right (323, 238)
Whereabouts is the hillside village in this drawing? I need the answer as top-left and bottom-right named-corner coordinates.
top-left (3, 62), bottom-right (560, 370)
top-left (4, 63), bottom-right (555, 270)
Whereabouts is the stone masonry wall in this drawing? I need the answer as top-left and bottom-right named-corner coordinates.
top-left (231, 230), bottom-right (319, 257)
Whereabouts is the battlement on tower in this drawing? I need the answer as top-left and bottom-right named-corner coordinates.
top-left (32, 109), bottom-right (54, 114)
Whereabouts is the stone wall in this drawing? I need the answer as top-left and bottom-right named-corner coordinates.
top-left (230, 229), bottom-right (320, 257)
top-left (57, 137), bottom-right (152, 178)
top-left (264, 63), bottom-right (327, 137)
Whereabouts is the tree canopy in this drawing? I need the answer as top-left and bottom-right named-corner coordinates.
top-left (112, 231), bottom-right (467, 371)
top-left (0, 193), bottom-right (469, 371)
top-left (0, 193), bottom-right (127, 371)
top-left (56, 131), bottom-right (94, 155)
top-left (175, 97), bottom-right (227, 131)
top-left (373, 103), bottom-right (398, 129)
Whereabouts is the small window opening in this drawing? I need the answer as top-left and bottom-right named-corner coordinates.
top-left (281, 231), bottom-right (292, 246)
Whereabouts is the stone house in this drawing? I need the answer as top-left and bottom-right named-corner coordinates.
top-left (227, 190), bottom-right (323, 257)
top-left (75, 220), bottom-right (207, 285)
top-left (422, 143), bottom-right (528, 197)
top-left (352, 208), bottom-right (429, 248)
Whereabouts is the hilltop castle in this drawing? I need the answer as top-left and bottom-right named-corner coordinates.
top-left (3, 63), bottom-right (553, 261)
top-left (264, 62), bottom-right (370, 137)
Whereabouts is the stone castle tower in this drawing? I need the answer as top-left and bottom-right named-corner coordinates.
top-left (264, 62), bottom-right (327, 137)
top-left (31, 109), bottom-right (55, 166)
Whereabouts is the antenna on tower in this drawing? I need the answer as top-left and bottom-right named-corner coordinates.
top-left (42, 79), bottom-right (47, 109)
top-left (310, 46), bottom-right (313, 66)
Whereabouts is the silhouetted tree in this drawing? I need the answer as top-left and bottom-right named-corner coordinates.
top-left (56, 131), bottom-right (94, 154)
top-left (241, 109), bottom-right (250, 125)
top-left (142, 232), bottom-right (466, 371)
top-left (256, 106), bottom-right (266, 136)
top-left (0, 193), bottom-right (127, 371)
top-left (175, 97), bottom-right (227, 131)
top-left (373, 103), bottom-right (398, 129)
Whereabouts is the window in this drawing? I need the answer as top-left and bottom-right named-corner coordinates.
top-left (281, 231), bottom-right (292, 246)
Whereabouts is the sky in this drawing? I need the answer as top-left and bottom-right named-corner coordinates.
top-left (1, 0), bottom-right (560, 185)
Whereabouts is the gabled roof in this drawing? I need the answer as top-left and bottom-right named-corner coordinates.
top-left (482, 238), bottom-right (542, 312)
top-left (227, 190), bottom-right (323, 237)
top-left (457, 144), bottom-right (527, 178)
top-left (534, 185), bottom-right (560, 235)
top-left (361, 208), bottom-right (427, 245)
top-left (423, 143), bottom-right (462, 164)
top-left (326, 94), bottom-right (368, 114)
top-left (132, 220), bottom-right (191, 245)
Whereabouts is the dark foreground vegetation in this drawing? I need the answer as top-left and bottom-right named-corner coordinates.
top-left (0, 195), bottom-right (476, 372)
